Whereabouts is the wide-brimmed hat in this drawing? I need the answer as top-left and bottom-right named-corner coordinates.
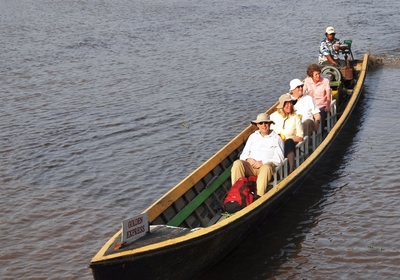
top-left (325, 26), bottom-right (335, 34)
top-left (289, 78), bottom-right (304, 91)
top-left (276, 94), bottom-right (296, 109)
top-left (251, 113), bottom-right (274, 124)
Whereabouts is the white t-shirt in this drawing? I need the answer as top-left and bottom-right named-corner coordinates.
top-left (292, 94), bottom-right (320, 122)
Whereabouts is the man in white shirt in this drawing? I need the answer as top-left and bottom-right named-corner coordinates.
top-left (231, 113), bottom-right (284, 197)
top-left (289, 79), bottom-right (321, 137)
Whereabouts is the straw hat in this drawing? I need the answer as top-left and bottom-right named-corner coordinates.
top-left (251, 113), bottom-right (274, 124)
top-left (276, 94), bottom-right (296, 109)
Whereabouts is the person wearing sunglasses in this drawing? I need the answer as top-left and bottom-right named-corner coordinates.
top-left (231, 113), bottom-right (284, 198)
top-left (318, 26), bottom-right (348, 67)
top-left (289, 79), bottom-right (321, 137)
top-left (270, 94), bottom-right (304, 173)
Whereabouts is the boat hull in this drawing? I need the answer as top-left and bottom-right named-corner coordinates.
top-left (90, 172), bottom-right (306, 280)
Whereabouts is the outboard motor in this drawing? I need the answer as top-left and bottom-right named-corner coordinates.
top-left (341, 39), bottom-right (354, 81)
top-left (342, 39), bottom-right (354, 61)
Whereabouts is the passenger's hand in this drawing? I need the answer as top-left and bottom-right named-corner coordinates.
top-left (246, 158), bottom-right (256, 168)
top-left (314, 120), bottom-right (320, 131)
top-left (252, 160), bottom-right (263, 169)
top-left (292, 136), bottom-right (303, 143)
top-left (247, 158), bottom-right (260, 168)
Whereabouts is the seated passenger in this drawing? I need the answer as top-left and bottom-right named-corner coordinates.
top-left (303, 63), bottom-right (332, 134)
top-left (231, 113), bottom-right (284, 197)
top-left (270, 94), bottom-right (304, 173)
top-left (289, 79), bottom-right (321, 137)
top-left (318, 26), bottom-right (348, 67)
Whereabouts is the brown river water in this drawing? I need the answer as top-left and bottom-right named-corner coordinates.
top-left (1, 0), bottom-right (400, 279)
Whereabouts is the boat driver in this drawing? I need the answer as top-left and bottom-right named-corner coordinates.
top-left (318, 26), bottom-right (348, 67)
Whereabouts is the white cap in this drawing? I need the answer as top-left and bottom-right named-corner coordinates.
top-left (325, 26), bottom-right (335, 34)
top-left (289, 79), bottom-right (304, 91)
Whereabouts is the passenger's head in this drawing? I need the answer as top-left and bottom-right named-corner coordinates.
top-left (251, 113), bottom-right (274, 135)
top-left (276, 94), bottom-right (296, 115)
top-left (289, 79), bottom-right (304, 99)
top-left (251, 113), bottom-right (274, 127)
top-left (306, 64), bottom-right (322, 77)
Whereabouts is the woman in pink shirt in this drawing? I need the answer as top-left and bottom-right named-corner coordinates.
top-left (303, 64), bottom-right (331, 134)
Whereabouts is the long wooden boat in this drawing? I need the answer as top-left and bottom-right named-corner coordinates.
top-left (89, 53), bottom-right (369, 280)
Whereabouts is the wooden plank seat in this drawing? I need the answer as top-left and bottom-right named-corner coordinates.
top-left (311, 125), bottom-right (322, 151)
top-left (167, 166), bottom-right (232, 227)
top-left (269, 158), bottom-right (288, 187)
top-left (309, 99), bottom-right (337, 152)
top-left (167, 158), bottom-right (290, 227)
top-left (295, 136), bottom-right (309, 168)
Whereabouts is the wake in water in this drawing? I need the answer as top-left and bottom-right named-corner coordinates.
top-left (369, 51), bottom-right (400, 69)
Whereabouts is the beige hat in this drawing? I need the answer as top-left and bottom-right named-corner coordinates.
top-left (325, 26), bottom-right (335, 34)
top-left (251, 113), bottom-right (274, 124)
top-left (276, 94), bottom-right (296, 109)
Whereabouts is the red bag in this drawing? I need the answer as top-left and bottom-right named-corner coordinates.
top-left (222, 176), bottom-right (257, 213)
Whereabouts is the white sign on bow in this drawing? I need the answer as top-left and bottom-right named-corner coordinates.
top-left (122, 213), bottom-right (149, 244)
